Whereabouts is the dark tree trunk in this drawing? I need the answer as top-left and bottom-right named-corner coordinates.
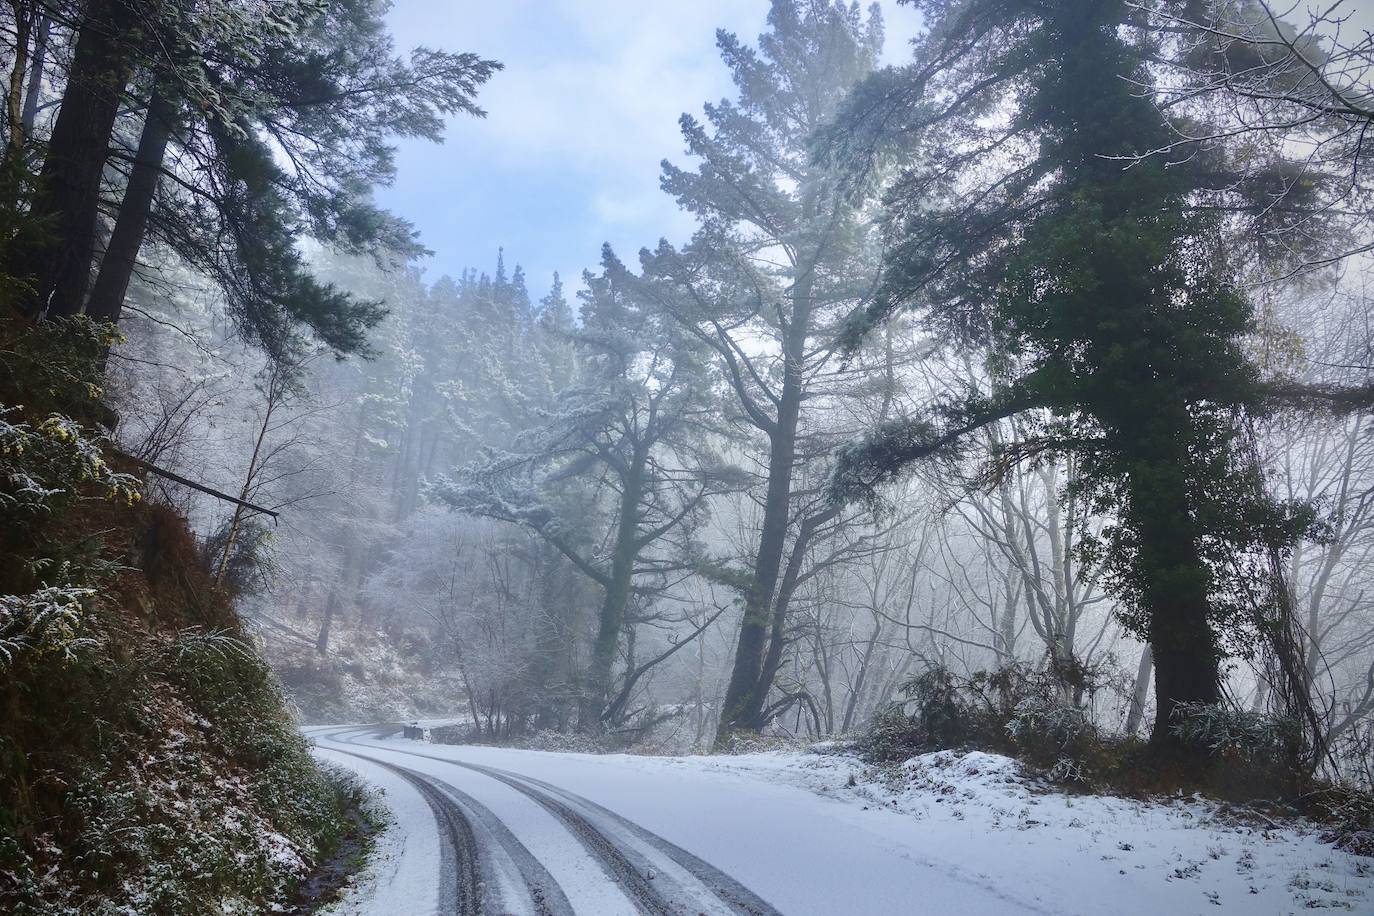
top-left (750, 508), bottom-right (827, 729)
top-left (715, 278), bottom-right (813, 742)
top-left (715, 409), bottom-right (797, 737)
top-left (17, 0), bottom-right (144, 319)
top-left (580, 449), bottom-right (646, 732)
top-left (87, 81), bottom-right (177, 323)
top-left (1125, 463), bottom-right (1222, 744)
top-left (316, 588), bottom-right (337, 655)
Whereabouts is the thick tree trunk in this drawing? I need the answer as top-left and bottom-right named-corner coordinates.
top-left (716, 408), bottom-right (797, 737)
top-left (751, 507), bottom-right (832, 729)
top-left (87, 82), bottom-right (177, 323)
top-left (1128, 468), bottom-right (1222, 744)
top-left (17, 0), bottom-right (144, 319)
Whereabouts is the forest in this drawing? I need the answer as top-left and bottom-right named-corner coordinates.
top-left (3, 0), bottom-right (1374, 913)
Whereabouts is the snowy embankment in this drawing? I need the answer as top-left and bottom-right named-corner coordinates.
top-left (676, 748), bottom-right (1373, 913)
top-left (311, 727), bottom-right (1372, 915)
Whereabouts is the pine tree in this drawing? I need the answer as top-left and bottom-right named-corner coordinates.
top-left (10, 0), bottom-right (498, 360)
top-left (625, 0), bottom-right (884, 741)
top-left (828, 0), bottom-right (1315, 752)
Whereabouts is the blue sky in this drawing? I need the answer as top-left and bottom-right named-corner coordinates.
top-left (377, 1), bottom-right (923, 302)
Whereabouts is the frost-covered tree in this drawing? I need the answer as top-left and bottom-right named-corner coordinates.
top-left (436, 250), bottom-right (740, 731)
top-left (624, 0), bottom-right (885, 741)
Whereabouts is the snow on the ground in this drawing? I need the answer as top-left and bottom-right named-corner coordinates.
top-left (316, 729), bottom-right (1374, 915)
top-left (632, 746), bottom-right (1374, 914)
top-left (312, 747), bottom-right (443, 916)
top-left (410, 715), bottom-right (474, 728)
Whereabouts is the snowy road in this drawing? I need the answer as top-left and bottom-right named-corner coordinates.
top-left (311, 727), bottom-right (780, 915)
top-left (308, 727), bottom-right (1369, 915)
top-left (308, 725), bottom-right (1047, 915)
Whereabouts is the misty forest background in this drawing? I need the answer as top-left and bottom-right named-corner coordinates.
top-left (9, 0), bottom-right (1374, 782)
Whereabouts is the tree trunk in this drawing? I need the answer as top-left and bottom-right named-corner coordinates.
top-left (751, 506), bottom-right (830, 730)
top-left (87, 81), bottom-right (177, 324)
top-left (17, 0), bottom-right (144, 319)
top-left (19, 14), bottom-right (48, 136)
top-left (842, 616), bottom-right (884, 733)
top-left (715, 276), bottom-right (812, 742)
top-left (1124, 644), bottom-right (1152, 735)
top-left (315, 587), bottom-right (337, 655)
top-left (716, 423), bottom-right (796, 738)
top-left (4, 5), bottom-right (34, 174)
top-left (580, 450), bottom-right (645, 732)
top-left (1129, 467), bottom-right (1222, 744)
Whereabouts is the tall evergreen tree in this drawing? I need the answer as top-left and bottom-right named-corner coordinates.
top-left (10, 0), bottom-right (324, 320)
top-left (828, 0), bottom-right (1314, 752)
top-left (13, 0), bottom-right (150, 319)
top-left (9, 0), bottom-right (498, 360)
top-left (626, 0), bottom-right (884, 741)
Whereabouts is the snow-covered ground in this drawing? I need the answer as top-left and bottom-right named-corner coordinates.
top-left (308, 726), bottom-right (1373, 915)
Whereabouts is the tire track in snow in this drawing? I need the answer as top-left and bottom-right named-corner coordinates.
top-left (460, 769), bottom-right (678, 916)
top-left (327, 737), bottom-right (679, 915)
top-left (329, 747), bottom-right (480, 914)
top-left (330, 731), bottom-right (782, 916)
top-left (324, 744), bottom-right (573, 916)
top-left (463, 763), bottom-right (782, 916)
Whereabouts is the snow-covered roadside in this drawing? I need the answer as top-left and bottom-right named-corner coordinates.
top-left (312, 728), bottom-right (1374, 914)
top-left (624, 747), bottom-right (1374, 913)
top-left (311, 747), bottom-right (443, 916)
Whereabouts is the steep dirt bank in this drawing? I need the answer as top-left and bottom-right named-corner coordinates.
top-left (0, 315), bottom-right (361, 913)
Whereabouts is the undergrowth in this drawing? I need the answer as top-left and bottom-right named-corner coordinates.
top-left (0, 315), bottom-right (357, 913)
top-left (857, 663), bottom-right (1374, 854)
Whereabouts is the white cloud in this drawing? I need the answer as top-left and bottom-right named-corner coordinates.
top-left (380, 1), bottom-right (924, 293)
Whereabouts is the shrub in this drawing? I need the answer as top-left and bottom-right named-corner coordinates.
top-left (905, 667), bottom-right (983, 748)
top-left (861, 704), bottom-right (931, 763)
top-left (0, 584), bottom-right (95, 670)
top-left (1005, 694), bottom-right (1096, 775)
top-left (0, 318), bottom-right (140, 676)
top-left (1169, 702), bottom-right (1301, 763)
top-left (1313, 784), bottom-right (1374, 857)
top-left (1166, 702), bottom-right (1306, 798)
top-left (859, 663), bottom-right (1112, 783)
top-left (860, 666), bottom-right (1001, 762)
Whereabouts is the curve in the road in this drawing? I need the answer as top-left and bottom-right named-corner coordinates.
top-left (317, 727), bottom-right (782, 916)
top-left (324, 743), bottom-right (574, 916)
top-left (433, 756), bottom-right (781, 916)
